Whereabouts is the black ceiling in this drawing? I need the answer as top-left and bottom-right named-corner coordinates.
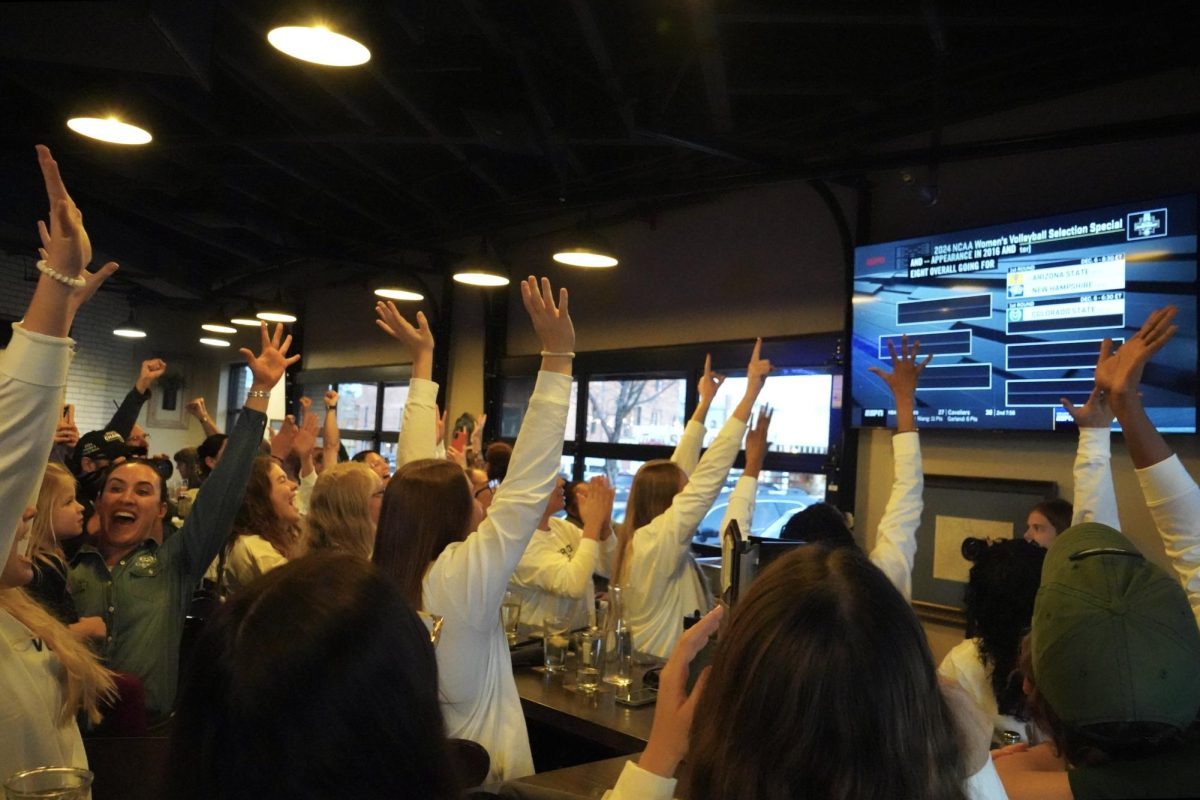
top-left (2, 0), bottom-right (1199, 305)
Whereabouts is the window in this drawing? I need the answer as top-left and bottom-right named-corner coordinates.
top-left (494, 335), bottom-right (845, 548)
top-left (302, 380), bottom-right (410, 470)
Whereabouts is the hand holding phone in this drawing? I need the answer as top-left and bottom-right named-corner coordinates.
top-left (452, 429), bottom-right (468, 451)
top-left (62, 403), bottom-right (74, 425)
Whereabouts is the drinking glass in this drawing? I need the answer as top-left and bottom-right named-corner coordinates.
top-left (542, 615), bottom-right (569, 672)
top-left (4, 767), bottom-right (93, 800)
top-left (500, 591), bottom-right (522, 645)
top-left (575, 629), bottom-right (603, 693)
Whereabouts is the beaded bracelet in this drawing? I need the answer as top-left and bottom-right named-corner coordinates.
top-left (36, 259), bottom-right (86, 288)
top-left (247, 389), bottom-right (271, 399)
top-left (539, 351), bottom-right (576, 358)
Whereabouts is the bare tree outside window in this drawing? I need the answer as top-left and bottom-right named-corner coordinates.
top-left (588, 379), bottom-right (684, 445)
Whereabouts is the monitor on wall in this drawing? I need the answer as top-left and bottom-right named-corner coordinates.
top-left (849, 195), bottom-right (1198, 433)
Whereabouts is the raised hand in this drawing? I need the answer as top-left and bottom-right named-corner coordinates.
top-left (36, 145), bottom-right (91, 279)
top-left (744, 338), bottom-right (771, 396)
top-left (1061, 386), bottom-right (1114, 429)
top-left (324, 389), bottom-right (339, 408)
top-left (578, 476), bottom-right (615, 540)
top-left (375, 301), bottom-right (433, 380)
top-left (520, 276), bottom-right (574, 372)
top-left (868, 335), bottom-right (931, 400)
top-left (697, 353), bottom-right (726, 404)
top-left (185, 397), bottom-right (208, 419)
top-left (270, 415), bottom-right (299, 461)
top-left (470, 412), bottom-right (488, 452)
top-left (639, 603), bottom-right (725, 778)
top-left (743, 405), bottom-right (773, 477)
top-left (435, 405), bottom-right (446, 445)
top-left (1094, 305), bottom-right (1178, 404)
top-left (445, 443), bottom-right (467, 468)
top-left (54, 421), bottom-right (80, 449)
top-left (375, 301), bottom-right (434, 352)
top-left (136, 358), bottom-right (167, 393)
top-left (239, 323), bottom-right (300, 397)
top-left (294, 411), bottom-right (319, 458)
top-left (24, 146), bottom-right (118, 337)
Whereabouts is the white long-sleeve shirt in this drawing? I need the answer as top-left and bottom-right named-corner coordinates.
top-left (396, 377), bottom-right (438, 468)
top-left (624, 415), bottom-right (747, 658)
top-left (507, 517), bottom-right (600, 630)
top-left (670, 419), bottom-right (705, 477)
top-left (421, 371), bottom-right (571, 782)
top-left (1136, 454), bottom-right (1200, 630)
top-left (1071, 427), bottom-right (1120, 528)
top-left (0, 324), bottom-right (86, 778)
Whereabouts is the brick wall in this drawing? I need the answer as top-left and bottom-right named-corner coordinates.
top-left (0, 250), bottom-right (136, 434)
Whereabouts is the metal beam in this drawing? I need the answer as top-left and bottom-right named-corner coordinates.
top-left (460, 0), bottom-right (587, 179)
top-left (570, 0), bottom-right (635, 135)
top-left (688, 0), bottom-right (732, 133)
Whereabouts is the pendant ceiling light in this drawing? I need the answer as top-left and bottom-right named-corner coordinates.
top-left (112, 310), bottom-right (147, 339)
top-left (268, 25), bottom-right (371, 67)
top-left (201, 322), bottom-right (238, 335)
top-left (256, 292), bottom-right (297, 323)
top-left (452, 238), bottom-right (510, 287)
top-left (229, 305), bottom-right (262, 327)
top-left (553, 226), bottom-right (619, 269)
top-left (199, 337), bottom-right (232, 348)
top-left (67, 116), bottom-right (152, 145)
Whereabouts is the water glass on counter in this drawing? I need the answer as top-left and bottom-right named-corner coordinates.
top-left (542, 615), bottom-right (569, 672)
top-left (500, 591), bottom-right (522, 645)
top-left (4, 766), bottom-right (93, 799)
top-left (575, 629), bottom-right (603, 693)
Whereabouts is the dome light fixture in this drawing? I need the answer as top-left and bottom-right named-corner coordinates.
top-left (553, 222), bottom-right (618, 268)
top-left (66, 116), bottom-right (153, 145)
top-left (229, 305), bottom-right (262, 327)
top-left (199, 337), bottom-right (232, 348)
top-left (452, 270), bottom-right (510, 287)
top-left (202, 322), bottom-right (238, 335)
top-left (267, 25), bottom-right (371, 67)
top-left (452, 238), bottom-right (511, 287)
top-left (373, 286), bottom-right (424, 302)
top-left (112, 311), bottom-right (147, 339)
top-left (255, 308), bottom-right (298, 323)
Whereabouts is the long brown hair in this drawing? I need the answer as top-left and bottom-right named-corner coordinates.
top-left (230, 457), bottom-right (302, 559)
top-left (612, 460), bottom-right (685, 584)
top-left (306, 462), bottom-right (378, 559)
top-left (372, 459), bottom-right (473, 609)
top-left (687, 545), bottom-right (967, 800)
top-left (0, 589), bottom-right (116, 726)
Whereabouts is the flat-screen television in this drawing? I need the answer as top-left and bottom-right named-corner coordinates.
top-left (850, 195), bottom-right (1198, 432)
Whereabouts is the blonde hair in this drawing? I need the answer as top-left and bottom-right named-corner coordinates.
top-left (0, 589), bottom-right (116, 726)
top-left (306, 462), bottom-right (378, 559)
top-left (613, 460), bottom-right (686, 584)
top-left (31, 463), bottom-right (76, 564)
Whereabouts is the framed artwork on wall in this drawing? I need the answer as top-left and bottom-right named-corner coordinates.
top-left (911, 474), bottom-right (1058, 626)
top-left (146, 361), bottom-right (192, 430)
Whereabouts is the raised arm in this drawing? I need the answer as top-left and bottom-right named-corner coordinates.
top-left (185, 396), bottom-right (222, 437)
top-left (376, 301), bottom-right (438, 466)
top-left (1095, 306), bottom-right (1200, 626)
top-left (169, 323), bottom-right (297, 580)
top-left (646, 341), bottom-right (770, 552)
top-left (867, 335), bottom-right (931, 600)
top-left (427, 277), bottom-right (574, 630)
top-left (0, 145), bottom-right (117, 560)
top-left (1060, 387), bottom-right (1119, 528)
top-left (672, 355), bottom-right (725, 476)
top-left (321, 389), bottom-right (340, 467)
top-left (720, 406), bottom-right (771, 593)
top-left (107, 359), bottom-right (165, 437)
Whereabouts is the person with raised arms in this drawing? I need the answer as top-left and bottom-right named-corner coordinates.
top-left (372, 277), bottom-right (574, 782)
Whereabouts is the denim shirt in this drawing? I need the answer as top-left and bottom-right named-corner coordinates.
top-left (70, 406), bottom-right (266, 716)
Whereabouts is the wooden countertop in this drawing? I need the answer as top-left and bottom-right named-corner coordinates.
top-left (514, 666), bottom-right (657, 754)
